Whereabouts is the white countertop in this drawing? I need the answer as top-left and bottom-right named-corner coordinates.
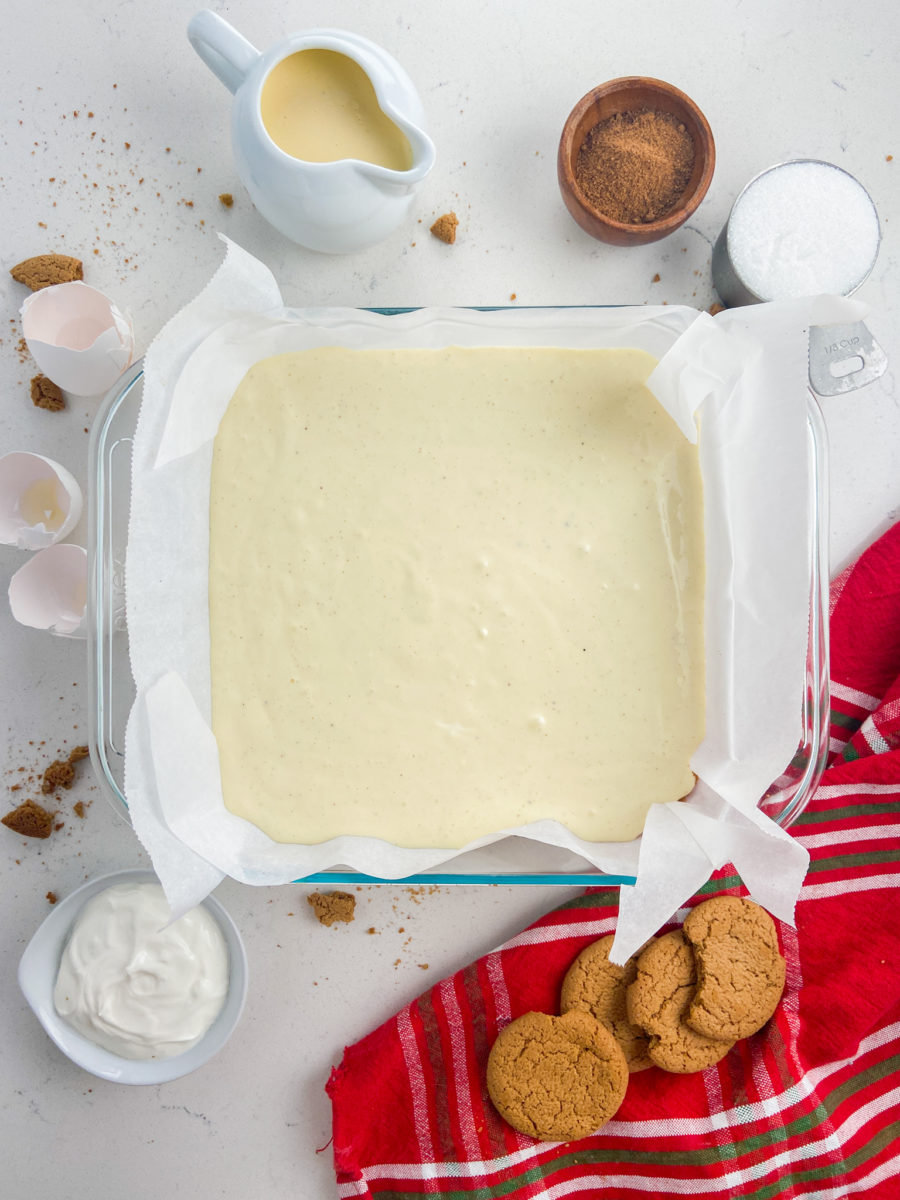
top-left (2, 2), bottom-right (899, 1197)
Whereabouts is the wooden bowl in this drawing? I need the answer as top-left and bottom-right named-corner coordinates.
top-left (557, 77), bottom-right (715, 246)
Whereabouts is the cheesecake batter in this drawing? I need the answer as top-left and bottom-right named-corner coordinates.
top-left (208, 346), bottom-right (705, 847)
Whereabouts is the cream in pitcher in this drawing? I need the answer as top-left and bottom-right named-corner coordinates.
top-left (260, 50), bottom-right (413, 169)
top-left (187, 11), bottom-right (435, 253)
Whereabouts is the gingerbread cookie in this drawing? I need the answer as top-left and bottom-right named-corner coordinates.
top-left (10, 253), bottom-right (83, 291)
top-left (626, 930), bottom-right (734, 1073)
top-left (682, 896), bottom-right (786, 1041)
top-left (1, 798), bottom-right (55, 839)
top-left (560, 934), bottom-right (655, 1072)
top-left (486, 1010), bottom-right (628, 1141)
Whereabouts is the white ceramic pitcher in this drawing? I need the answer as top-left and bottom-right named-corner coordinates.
top-left (188, 10), bottom-right (436, 253)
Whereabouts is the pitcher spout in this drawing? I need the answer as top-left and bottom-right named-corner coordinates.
top-left (401, 123), bottom-right (437, 184)
top-left (359, 123), bottom-right (436, 194)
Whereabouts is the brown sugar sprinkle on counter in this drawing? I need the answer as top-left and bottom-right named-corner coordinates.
top-left (2, 799), bottom-right (55, 839)
top-left (31, 374), bottom-right (65, 411)
top-left (430, 212), bottom-right (459, 244)
top-left (307, 890), bottom-right (356, 926)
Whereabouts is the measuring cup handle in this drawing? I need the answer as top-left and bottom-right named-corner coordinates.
top-left (188, 10), bottom-right (260, 95)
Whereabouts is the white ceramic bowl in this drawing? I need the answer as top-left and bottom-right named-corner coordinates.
top-left (18, 868), bottom-right (248, 1085)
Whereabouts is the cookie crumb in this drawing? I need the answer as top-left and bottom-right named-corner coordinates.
top-left (307, 890), bottom-right (356, 926)
top-left (430, 212), bottom-right (458, 244)
top-left (708, 302), bottom-right (725, 316)
top-left (2, 799), bottom-right (55, 839)
top-left (31, 374), bottom-right (65, 411)
top-left (218, 193), bottom-right (234, 208)
top-left (73, 801), bottom-right (86, 819)
top-left (40, 746), bottom-right (90, 795)
top-left (46, 891), bottom-right (58, 904)
top-left (652, 273), bottom-right (661, 283)
top-left (41, 760), bottom-right (75, 794)
top-left (10, 253), bottom-right (83, 291)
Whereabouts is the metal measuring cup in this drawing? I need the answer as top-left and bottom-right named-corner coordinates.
top-left (712, 158), bottom-right (886, 396)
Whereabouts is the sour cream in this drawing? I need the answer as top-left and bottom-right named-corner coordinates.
top-left (53, 882), bottom-right (229, 1061)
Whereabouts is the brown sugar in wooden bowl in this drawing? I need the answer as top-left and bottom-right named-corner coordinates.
top-left (558, 77), bottom-right (715, 246)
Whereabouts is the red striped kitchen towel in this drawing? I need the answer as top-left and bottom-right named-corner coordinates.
top-left (327, 521), bottom-right (900, 1199)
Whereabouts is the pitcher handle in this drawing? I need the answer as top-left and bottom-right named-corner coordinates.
top-left (188, 10), bottom-right (260, 95)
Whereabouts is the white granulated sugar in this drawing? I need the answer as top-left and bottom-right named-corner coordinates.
top-left (727, 162), bottom-right (880, 300)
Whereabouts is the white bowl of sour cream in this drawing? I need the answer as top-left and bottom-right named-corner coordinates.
top-left (18, 868), bottom-right (248, 1085)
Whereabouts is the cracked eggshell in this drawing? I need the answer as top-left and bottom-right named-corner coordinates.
top-left (8, 543), bottom-right (88, 638)
top-left (0, 451), bottom-right (83, 550)
top-left (21, 281), bottom-right (134, 396)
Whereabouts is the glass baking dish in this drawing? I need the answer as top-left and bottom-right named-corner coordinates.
top-left (87, 314), bottom-right (830, 886)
